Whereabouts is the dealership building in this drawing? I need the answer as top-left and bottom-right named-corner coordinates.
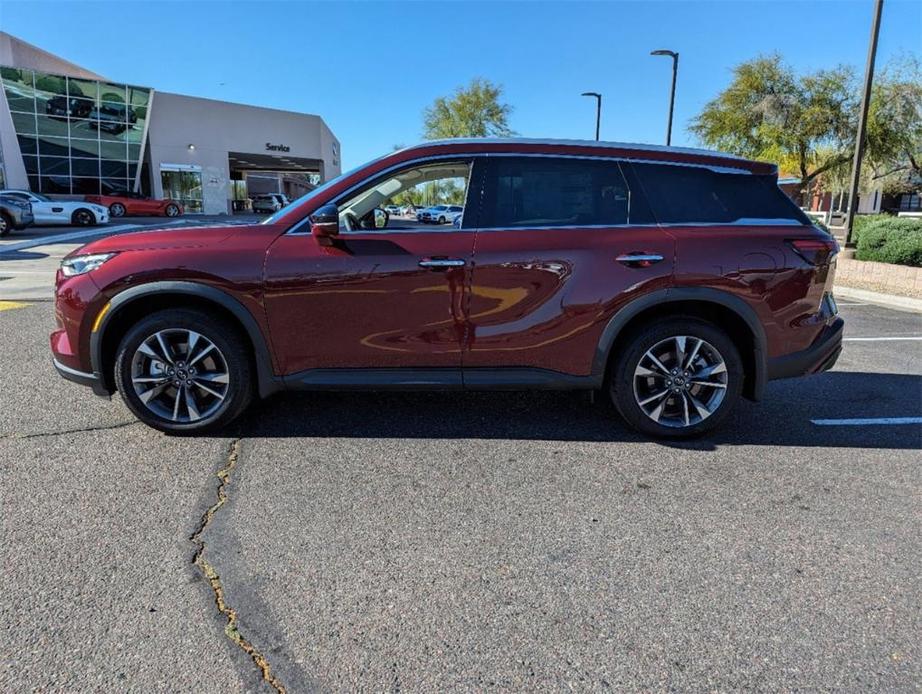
top-left (0, 32), bottom-right (341, 213)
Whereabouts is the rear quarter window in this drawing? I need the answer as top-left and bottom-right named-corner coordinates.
top-left (628, 162), bottom-right (810, 225)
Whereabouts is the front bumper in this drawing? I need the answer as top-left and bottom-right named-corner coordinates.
top-left (52, 358), bottom-right (110, 396)
top-left (767, 316), bottom-right (844, 380)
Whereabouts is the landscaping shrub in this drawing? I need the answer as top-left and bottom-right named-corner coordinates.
top-left (855, 217), bottom-right (922, 267)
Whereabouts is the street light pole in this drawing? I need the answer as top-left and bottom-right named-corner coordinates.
top-left (581, 92), bottom-right (602, 140)
top-left (651, 50), bottom-right (679, 146)
top-left (844, 0), bottom-right (884, 248)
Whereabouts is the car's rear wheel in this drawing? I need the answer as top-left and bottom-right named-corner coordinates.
top-left (610, 318), bottom-right (743, 438)
top-left (71, 209), bottom-right (95, 226)
top-left (0, 212), bottom-right (12, 237)
top-left (165, 203), bottom-right (180, 217)
top-left (114, 309), bottom-right (254, 434)
top-left (109, 202), bottom-right (126, 217)
top-left (438, 215), bottom-right (446, 224)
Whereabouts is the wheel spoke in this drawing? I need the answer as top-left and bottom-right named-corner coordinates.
top-left (643, 350), bottom-right (671, 375)
top-left (186, 330), bottom-right (201, 361)
top-left (683, 338), bottom-right (702, 370)
top-left (649, 398), bottom-right (668, 422)
top-left (155, 333), bottom-right (175, 365)
top-left (681, 391), bottom-right (690, 426)
top-left (137, 341), bottom-right (165, 365)
top-left (635, 364), bottom-right (663, 378)
top-left (638, 389), bottom-right (670, 407)
top-left (687, 392), bottom-right (711, 420)
top-left (192, 379), bottom-right (226, 400)
top-left (194, 371), bottom-right (229, 384)
top-left (188, 343), bottom-right (215, 367)
top-left (171, 385), bottom-right (182, 421)
top-left (132, 375), bottom-right (170, 385)
top-left (674, 336), bottom-right (686, 368)
top-left (694, 361), bottom-right (726, 379)
top-left (139, 381), bottom-right (171, 404)
top-left (185, 388), bottom-right (201, 421)
top-left (691, 380), bottom-right (727, 389)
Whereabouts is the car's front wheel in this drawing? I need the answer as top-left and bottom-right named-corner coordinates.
top-left (610, 318), bottom-right (743, 438)
top-left (109, 203), bottom-right (126, 217)
top-left (71, 209), bottom-right (96, 226)
top-left (164, 203), bottom-right (180, 217)
top-left (114, 309), bottom-right (254, 434)
top-left (0, 212), bottom-right (12, 237)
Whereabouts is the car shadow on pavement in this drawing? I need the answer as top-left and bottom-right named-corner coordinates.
top-left (233, 371), bottom-right (922, 451)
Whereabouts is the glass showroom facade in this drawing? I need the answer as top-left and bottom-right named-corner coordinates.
top-left (0, 66), bottom-right (151, 195)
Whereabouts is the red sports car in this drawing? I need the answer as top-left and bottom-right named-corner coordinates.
top-left (85, 192), bottom-right (183, 218)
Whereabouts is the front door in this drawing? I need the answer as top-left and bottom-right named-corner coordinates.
top-left (262, 158), bottom-right (477, 381)
top-left (463, 155), bottom-right (675, 379)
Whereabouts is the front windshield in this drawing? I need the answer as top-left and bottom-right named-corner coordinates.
top-left (260, 160), bottom-right (369, 225)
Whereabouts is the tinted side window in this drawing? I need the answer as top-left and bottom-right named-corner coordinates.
top-left (480, 157), bottom-right (639, 228)
top-left (629, 163), bottom-right (810, 225)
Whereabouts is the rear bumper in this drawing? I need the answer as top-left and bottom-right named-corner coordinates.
top-left (52, 358), bottom-right (110, 396)
top-left (767, 316), bottom-right (844, 380)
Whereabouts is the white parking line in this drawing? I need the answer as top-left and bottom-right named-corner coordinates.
top-left (811, 417), bottom-right (922, 426)
top-left (843, 336), bottom-right (922, 342)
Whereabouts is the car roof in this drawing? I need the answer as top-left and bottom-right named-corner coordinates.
top-left (391, 138), bottom-right (775, 175)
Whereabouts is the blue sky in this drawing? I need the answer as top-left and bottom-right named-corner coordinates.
top-left (2, 1), bottom-right (920, 169)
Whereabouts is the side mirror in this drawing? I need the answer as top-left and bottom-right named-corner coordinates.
top-left (310, 204), bottom-right (339, 244)
top-left (373, 208), bottom-right (389, 229)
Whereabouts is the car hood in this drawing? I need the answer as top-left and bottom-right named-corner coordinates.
top-left (70, 224), bottom-right (246, 255)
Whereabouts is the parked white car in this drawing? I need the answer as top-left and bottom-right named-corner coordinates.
top-left (0, 190), bottom-right (109, 226)
top-left (251, 193), bottom-right (290, 213)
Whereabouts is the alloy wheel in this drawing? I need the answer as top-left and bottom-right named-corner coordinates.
top-left (165, 205), bottom-right (179, 217)
top-left (110, 203), bottom-right (126, 217)
top-left (632, 335), bottom-right (728, 429)
top-left (75, 210), bottom-right (92, 225)
top-left (130, 329), bottom-right (230, 423)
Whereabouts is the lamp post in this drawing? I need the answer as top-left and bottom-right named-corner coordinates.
top-left (581, 92), bottom-right (602, 140)
top-left (650, 49), bottom-right (679, 146)
top-left (844, 0), bottom-right (884, 248)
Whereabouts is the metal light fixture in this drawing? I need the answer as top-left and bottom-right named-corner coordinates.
top-left (581, 92), bottom-right (602, 141)
top-left (187, 144), bottom-right (195, 151)
top-left (650, 49), bottom-right (679, 146)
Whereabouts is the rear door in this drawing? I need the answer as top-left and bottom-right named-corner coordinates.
top-left (462, 155), bottom-right (675, 381)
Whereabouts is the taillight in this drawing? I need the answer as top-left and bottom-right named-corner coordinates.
top-left (786, 238), bottom-right (838, 265)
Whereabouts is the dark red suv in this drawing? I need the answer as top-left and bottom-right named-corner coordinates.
top-left (50, 139), bottom-right (842, 437)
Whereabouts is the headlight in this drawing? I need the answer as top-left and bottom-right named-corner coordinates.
top-left (60, 253), bottom-right (116, 277)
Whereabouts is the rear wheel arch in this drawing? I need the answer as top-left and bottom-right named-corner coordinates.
top-left (594, 288), bottom-right (767, 401)
top-left (92, 282), bottom-right (280, 398)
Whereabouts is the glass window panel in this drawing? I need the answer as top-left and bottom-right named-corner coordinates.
top-left (36, 115), bottom-right (69, 138)
top-left (27, 174), bottom-right (39, 191)
top-left (128, 86), bottom-right (150, 108)
top-left (71, 178), bottom-right (101, 195)
top-left (127, 143), bottom-right (141, 161)
top-left (2, 68), bottom-right (36, 112)
top-left (37, 135), bottom-right (70, 157)
top-left (97, 120), bottom-right (129, 141)
top-left (40, 175), bottom-right (72, 194)
top-left (39, 156), bottom-right (71, 176)
top-left (101, 178), bottom-right (131, 194)
top-left (71, 158), bottom-right (100, 177)
top-left (69, 138), bottom-right (100, 158)
top-left (45, 96), bottom-right (94, 120)
top-left (67, 77), bottom-right (98, 102)
top-left (99, 83), bottom-right (126, 103)
top-left (124, 124), bottom-right (143, 143)
top-left (23, 155), bottom-right (39, 175)
top-left (127, 163), bottom-right (138, 179)
top-left (11, 111), bottom-right (37, 134)
top-left (69, 118), bottom-right (97, 140)
top-left (100, 159), bottom-right (127, 178)
top-left (34, 72), bottom-right (68, 96)
top-left (17, 135), bottom-right (38, 155)
top-left (100, 139), bottom-right (127, 159)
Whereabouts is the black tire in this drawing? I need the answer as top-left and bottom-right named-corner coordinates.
top-left (71, 208), bottom-right (95, 226)
top-left (438, 216), bottom-right (446, 224)
top-left (109, 202), bottom-right (126, 217)
top-left (164, 203), bottom-right (180, 217)
top-left (114, 308), bottom-right (254, 434)
top-left (0, 212), bottom-right (12, 237)
top-left (609, 317), bottom-right (743, 438)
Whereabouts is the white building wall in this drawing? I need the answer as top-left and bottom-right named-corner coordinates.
top-left (146, 92), bottom-right (340, 214)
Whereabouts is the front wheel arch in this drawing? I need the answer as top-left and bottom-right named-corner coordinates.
top-left (92, 283), bottom-right (280, 398)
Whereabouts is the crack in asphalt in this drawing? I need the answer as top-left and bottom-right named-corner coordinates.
top-left (0, 420), bottom-right (138, 440)
top-left (190, 438), bottom-right (287, 694)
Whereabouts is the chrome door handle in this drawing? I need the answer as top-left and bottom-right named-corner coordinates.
top-left (616, 253), bottom-right (664, 267)
top-left (419, 258), bottom-right (466, 269)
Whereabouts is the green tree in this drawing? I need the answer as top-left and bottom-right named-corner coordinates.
top-left (423, 78), bottom-right (515, 139)
top-left (690, 55), bottom-right (857, 202)
top-left (865, 55), bottom-right (922, 185)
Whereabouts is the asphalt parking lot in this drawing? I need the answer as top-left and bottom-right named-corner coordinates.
top-left (0, 293), bottom-right (920, 692)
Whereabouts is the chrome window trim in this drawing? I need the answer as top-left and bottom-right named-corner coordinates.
top-left (285, 151), bottom-right (790, 236)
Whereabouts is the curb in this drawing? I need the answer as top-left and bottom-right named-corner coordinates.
top-left (835, 285), bottom-right (922, 313)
